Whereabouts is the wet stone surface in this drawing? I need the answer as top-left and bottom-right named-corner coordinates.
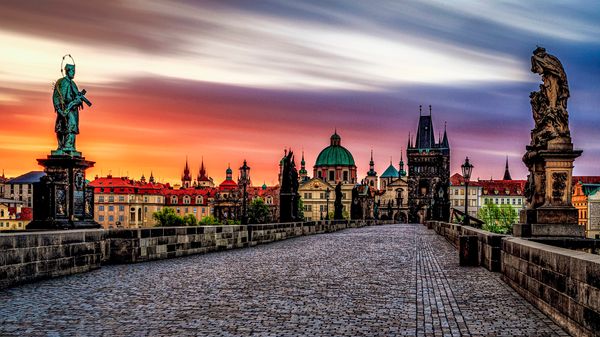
top-left (0, 224), bottom-right (568, 336)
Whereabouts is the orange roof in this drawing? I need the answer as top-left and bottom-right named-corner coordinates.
top-left (479, 180), bottom-right (525, 197)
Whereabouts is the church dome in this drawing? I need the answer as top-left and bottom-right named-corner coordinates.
top-left (315, 131), bottom-right (356, 167)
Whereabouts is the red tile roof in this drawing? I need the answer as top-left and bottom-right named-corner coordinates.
top-left (479, 180), bottom-right (526, 197)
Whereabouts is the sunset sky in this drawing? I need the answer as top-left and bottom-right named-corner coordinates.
top-left (0, 1), bottom-right (599, 186)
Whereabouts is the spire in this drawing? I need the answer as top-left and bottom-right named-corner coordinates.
top-left (419, 105), bottom-right (422, 116)
top-left (149, 171), bottom-right (155, 183)
top-left (503, 156), bottom-right (513, 180)
top-left (367, 149), bottom-right (377, 177)
top-left (330, 129), bottom-right (341, 146)
top-left (429, 104), bottom-right (432, 116)
top-left (441, 121), bottom-right (449, 148)
top-left (198, 157), bottom-right (208, 181)
top-left (182, 156), bottom-right (192, 187)
top-left (407, 132), bottom-right (412, 149)
top-left (226, 163), bottom-right (233, 180)
top-left (399, 148), bottom-right (406, 177)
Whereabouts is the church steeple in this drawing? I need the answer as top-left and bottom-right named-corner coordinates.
top-left (503, 156), bottom-right (513, 180)
top-left (367, 149), bottom-right (377, 177)
top-left (182, 156), bottom-right (192, 188)
top-left (198, 157), bottom-right (208, 181)
top-left (399, 149), bottom-right (406, 177)
top-left (299, 150), bottom-right (308, 182)
top-left (149, 171), bottom-right (155, 183)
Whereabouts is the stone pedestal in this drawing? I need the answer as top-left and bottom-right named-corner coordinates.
top-left (27, 155), bottom-right (99, 230)
top-left (516, 141), bottom-right (583, 237)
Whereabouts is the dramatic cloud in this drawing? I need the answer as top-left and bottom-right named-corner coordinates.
top-left (0, 0), bottom-right (598, 184)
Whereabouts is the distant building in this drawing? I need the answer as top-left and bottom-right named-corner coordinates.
top-left (479, 179), bottom-right (526, 214)
top-left (376, 153), bottom-right (409, 222)
top-left (299, 177), bottom-right (334, 221)
top-left (196, 159), bottom-right (215, 188)
top-left (1, 171), bottom-right (45, 223)
top-left (571, 176), bottom-right (600, 238)
top-left (449, 173), bottom-right (482, 218)
top-left (213, 165), bottom-right (242, 222)
top-left (407, 106), bottom-right (450, 223)
top-left (302, 131), bottom-right (356, 218)
top-left (0, 198), bottom-right (27, 231)
top-left (586, 186), bottom-right (600, 239)
top-left (89, 175), bottom-right (166, 228)
top-left (164, 187), bottom-right (215, 221)
top-left (248, 184), bottom-right (280, 222)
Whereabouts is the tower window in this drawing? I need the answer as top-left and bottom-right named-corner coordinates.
top-left (343, 171), bottom-right (348, 182)
top-left (329, 171), bottom-right (335, 181)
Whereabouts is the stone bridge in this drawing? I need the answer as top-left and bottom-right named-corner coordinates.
top-left (0, 224), bottom-right (569, 336)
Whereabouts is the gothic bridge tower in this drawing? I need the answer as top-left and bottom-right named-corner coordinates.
top-left (407, 105), bottom-right (450, 223)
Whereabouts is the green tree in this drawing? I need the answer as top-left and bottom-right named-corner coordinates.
top-left (478, 203), bottom-right (518, 234)
top-left (297, 197), bottom-right (305, 221)
top-left (183, 213), bottom-right (198, 226)
top-left (153, 207), bottom-right (184, 227)
top-left (199, 215), bottom-right (220, 225)
top-left (248, 198), bottom-right (271, 224)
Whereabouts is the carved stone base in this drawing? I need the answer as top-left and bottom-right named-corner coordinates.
top-left (513, 223), bottom-right (585, 238)
top-left (520, 207), bottom-right (578, 225)
top-left (27, 154), bottom-right (99, 230)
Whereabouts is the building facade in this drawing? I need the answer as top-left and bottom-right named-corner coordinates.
top-left (406, 108), bottom-right (450, 223)
top-left (449, 173), bottom-right (482, 218)
top-left (89, 175), bottom-right (165, 229)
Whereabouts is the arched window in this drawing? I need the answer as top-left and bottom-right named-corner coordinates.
top-left (183, 196), bottom-right (191, 205)
top-left (266, 197), bottom-right (273, 205)
top-left (170, 196), bottom-right (178, 204)
top-left (196, 196), bottom-right (203, 204)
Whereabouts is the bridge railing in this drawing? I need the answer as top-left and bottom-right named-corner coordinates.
top-left (425, 220), bottom-right (600, 337)
top-left (0, 219), bottom-right (394, 290)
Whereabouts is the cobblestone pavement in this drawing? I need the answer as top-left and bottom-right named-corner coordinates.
top-left (0, 224), bottom-right (569, 337)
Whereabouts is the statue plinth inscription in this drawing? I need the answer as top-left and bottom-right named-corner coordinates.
top-left (515, 47), bottom-right (583, 238)
top-left (27, 57), bottom-right (99, 230)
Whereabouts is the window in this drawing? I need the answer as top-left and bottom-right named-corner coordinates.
top-left (108, 215), bottom-right (114, 222)
top-left (459, 189), bottom-right (464, 195)
top-left (144, 196), bottom-right (148, 203)
top-left (98, 216), bottom-right (104, 222)
top-left (98, 196), bottom-right (104, 202)
top-left (518, 199), bottom-right (522, 205)
top-left (171, 196), bottom-right (178, 204)
top-left (318, 171), bottom-right (322, 179)
top-left (343, 171), bottom-right (348, 182)
top-left (98, 205), bottom-right (105, 211)
top-left (118, 215), bottom-right (124, 222)
top-left (108, 205), bottom-right (114, 212)
top-left (329, 171), bottom-right (335, 181)
top-left (196, 196), bottom-right (203, 204)
top-left (119, 205), bottom-right (124, 212)
top-left (183, 196), bottom-right (191, 205)
top-left (118, 196), bottom-right (125, 202)
top-left (108, 196), bottom-right (114, 202)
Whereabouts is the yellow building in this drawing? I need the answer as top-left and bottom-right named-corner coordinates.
top-left (0, 198), bottom-right (26, 231)
top-left (89, 175), bottom-right (165, 229)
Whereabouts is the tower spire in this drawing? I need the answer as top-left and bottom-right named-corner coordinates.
top-left (503, 156), bottom-right (512, 180)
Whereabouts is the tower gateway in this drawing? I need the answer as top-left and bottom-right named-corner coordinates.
top-left (407, 106), bottom-right (450, 223)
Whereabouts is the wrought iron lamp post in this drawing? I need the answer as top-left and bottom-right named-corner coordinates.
top-left (239, 160), bottom-right (250, 225)
top-left (461, 157), bottom-right (474, 227)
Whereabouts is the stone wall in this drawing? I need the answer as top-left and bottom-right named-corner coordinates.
top-left (502, 238), bottom-right (600, 337)
top-left (1, 220), bottom-right (391, 289)
top-left (108, 225), bottom-right (249, 264)
top-left (426, 220), bottom-right (600, 337)
top-left (0, 229), bottom-right (105, 289)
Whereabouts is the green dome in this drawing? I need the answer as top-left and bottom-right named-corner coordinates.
top-left (315, 132), bottom-right (355, 167)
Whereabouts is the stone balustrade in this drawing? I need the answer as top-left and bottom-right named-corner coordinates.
top-left (0, 219), bottom-right (392, 290)
top-left (425, 220), bottom-right (600, 337)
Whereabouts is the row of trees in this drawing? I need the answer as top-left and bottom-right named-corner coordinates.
top-left (152, 198), bottom-right (274, 227)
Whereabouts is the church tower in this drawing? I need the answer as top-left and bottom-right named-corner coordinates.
top-left (407, 105), bottom-right (450, 223)
top-left (364, 149), bottom-right (378, 188)
top-left (181, 157), bottom-right (192, 188)
top-left (299, 150), bottom-right (308, 182)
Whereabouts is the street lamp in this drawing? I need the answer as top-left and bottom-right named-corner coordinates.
top-left (239, 160), bottom-right (250, 225)
top-left (325, 187), bottom-right (330, 220)
top-left (396, 188), bottom-right (404, 222)
top-left (461, 157), bottom-right (474, 226)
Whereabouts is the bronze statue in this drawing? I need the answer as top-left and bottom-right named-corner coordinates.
top-left (53, 55), bottom-right (91, 156)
